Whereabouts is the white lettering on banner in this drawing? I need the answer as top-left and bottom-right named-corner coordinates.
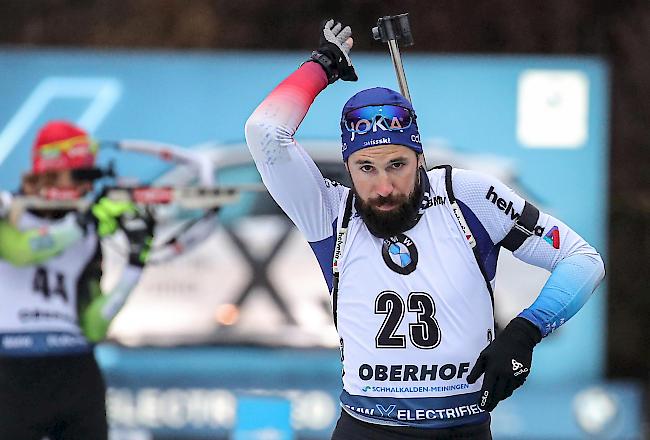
top-left (46, 334), bottom-right (85, 347)
top-left (288, 390), bottom-right (336, 430)
top-left (2, 335), bottom-right (33, 349)
top-left (107, 388), bottom-right (236, 429)
top-left (107, 388), bottom-right (337, 431)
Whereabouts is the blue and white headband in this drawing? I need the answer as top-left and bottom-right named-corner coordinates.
top-left (340, 87), bottom-right (423, 161)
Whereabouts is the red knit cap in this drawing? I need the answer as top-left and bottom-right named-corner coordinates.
top-left (32, 121), bottom-right (97, 174)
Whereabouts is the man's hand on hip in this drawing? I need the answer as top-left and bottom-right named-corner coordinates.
top-left (467, 317), bottom-right (542, 411)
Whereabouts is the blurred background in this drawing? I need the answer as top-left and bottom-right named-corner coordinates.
top-left (0, 0), bottom-right (647, 439)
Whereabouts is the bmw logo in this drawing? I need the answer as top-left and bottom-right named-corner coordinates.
top-left (381, 234), bottom-right (418, 275)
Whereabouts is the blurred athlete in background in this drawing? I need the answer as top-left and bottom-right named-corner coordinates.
top-left (246, 20), bottom-right (605, 439)
top-left (0, 121), bottom-right (153, 440)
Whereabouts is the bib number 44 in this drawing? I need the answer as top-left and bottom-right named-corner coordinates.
top-left (375, 291), bottom-right (441, 349)
top-left (32, 266), bottom-right (68, 302)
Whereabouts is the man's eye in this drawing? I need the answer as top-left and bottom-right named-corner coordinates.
top-left (391, 162), bottom-right (404, 169)
top-left (360, 165), bottom-right (374, 172)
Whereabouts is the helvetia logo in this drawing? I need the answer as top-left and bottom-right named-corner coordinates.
top-left (485, 186), bottom-right (521, 221)
top-left (486, 186), bottom-right (555, 242)
top-left (544, 226), bottom-right (560, 249)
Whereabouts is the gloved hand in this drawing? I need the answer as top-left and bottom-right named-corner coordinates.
top-left (91, 197), bottom-right (154, 267)
top-left (120, 209), bottom-right (154, 267)
top-left (467, 317), bottom-right (542, 411)
top-left (91, 197), bottom-right (138, 238)
top-left (310, 19), bottom-right (358, 84)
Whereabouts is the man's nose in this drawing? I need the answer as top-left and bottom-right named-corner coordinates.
top-left (375, 174), bottom-right (394, 198)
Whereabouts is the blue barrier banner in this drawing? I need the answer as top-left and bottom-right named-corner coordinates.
top-left (98, 345), bottom-right (342, 439)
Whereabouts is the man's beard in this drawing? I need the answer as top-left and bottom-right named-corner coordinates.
top-left (353, 177), bottom-right (423, 239)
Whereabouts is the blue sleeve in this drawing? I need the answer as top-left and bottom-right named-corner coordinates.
top-left (518, 253), bottom-right (604, 337)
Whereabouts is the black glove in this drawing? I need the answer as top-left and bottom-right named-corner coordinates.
top-left (467, 317), bottom-right (542, 412)
top-left (310, 19), bottom-right (358, 84)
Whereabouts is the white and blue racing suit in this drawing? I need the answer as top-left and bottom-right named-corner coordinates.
top-left (245, 62), bottom-right (605, 429)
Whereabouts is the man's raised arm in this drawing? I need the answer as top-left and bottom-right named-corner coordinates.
top-left (244, 20), bottom-right (356, 242)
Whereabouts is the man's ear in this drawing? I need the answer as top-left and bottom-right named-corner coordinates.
top-left (417, 153), bottom-right (426, 169)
